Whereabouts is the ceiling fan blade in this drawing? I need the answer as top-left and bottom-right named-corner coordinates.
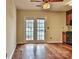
top-left (36, 5), bottom-right (42, 7)
top-left (43, 0), bottom-right (63, 2)
top-left (31, 0), bottom-right (63, 2)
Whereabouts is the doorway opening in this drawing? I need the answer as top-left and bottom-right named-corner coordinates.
top-left (25, 18), bottom-right (45, 43)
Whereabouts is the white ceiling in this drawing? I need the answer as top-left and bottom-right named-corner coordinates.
top-left (14, 0), bottom-right (72, 11)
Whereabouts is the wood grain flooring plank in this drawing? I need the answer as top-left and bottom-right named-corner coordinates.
top-left (12, 44), bottom-right (72, 59)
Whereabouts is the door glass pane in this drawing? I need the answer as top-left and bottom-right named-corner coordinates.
top-left (26, 28), bottom-right (33, 32)
top-left (26, 20), bottom-right (34, 40)
top-left (37, 19), bottom-right (45, 40)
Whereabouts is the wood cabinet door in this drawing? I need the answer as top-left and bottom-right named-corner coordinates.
top-left (66, 9), bottom-right (72, 25)
top-left (62, 32), bottom-right (66, 43)
top-left (66, 14), bottom-right (72, 25)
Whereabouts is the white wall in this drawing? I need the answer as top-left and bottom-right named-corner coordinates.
top-left (17, 10), bottom-right (66, 44)
top-left (6, 0), bottom-right (16, 59)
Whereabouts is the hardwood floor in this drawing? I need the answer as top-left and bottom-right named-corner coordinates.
top-left (12, 44), bottom-right (72, 59)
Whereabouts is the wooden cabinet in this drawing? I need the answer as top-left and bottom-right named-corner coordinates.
top-left (62, 31), bottom-right (72, 45)
top-left (66, 31), bottom-right (72, 45)
top-left (62, 32), bottom-right (66, 43)
top-left (66, 9), bottom-right (72, 25)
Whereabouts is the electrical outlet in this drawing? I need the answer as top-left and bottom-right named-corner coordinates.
top-left (47, 27), bottom-right (49, 30)
top-left (50, 37), bottom-right (52, 39)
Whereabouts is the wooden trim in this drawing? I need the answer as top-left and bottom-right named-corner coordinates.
top-left (66, 9), bottom-right (72, 25)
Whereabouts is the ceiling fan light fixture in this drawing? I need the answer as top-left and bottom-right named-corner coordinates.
top-left (43, 2), bottom-right (51, 9)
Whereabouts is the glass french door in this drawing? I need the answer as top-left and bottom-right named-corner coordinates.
top-left (26, 20), bottom-right (34, 41)
top-left (25, 18), bottom-right (45, 43)
top-left (37, 19), bottom-right (45, 41)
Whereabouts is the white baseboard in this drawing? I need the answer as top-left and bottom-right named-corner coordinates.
top-left (17, 41), bottom-right (62, 44)
top-left (46, 41), bottom-right (62, 43)
top-left (17, 42), bottom-right (26, 44)
top-left (9, 46), bottom-right (16, 59)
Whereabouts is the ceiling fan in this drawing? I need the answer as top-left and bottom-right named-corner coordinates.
top-left (31, 0), bottom-right (63, 2)
top-left (31, 0), bottom-right (63, 9)
top-left (43, 1), bottom-right (51, 9)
